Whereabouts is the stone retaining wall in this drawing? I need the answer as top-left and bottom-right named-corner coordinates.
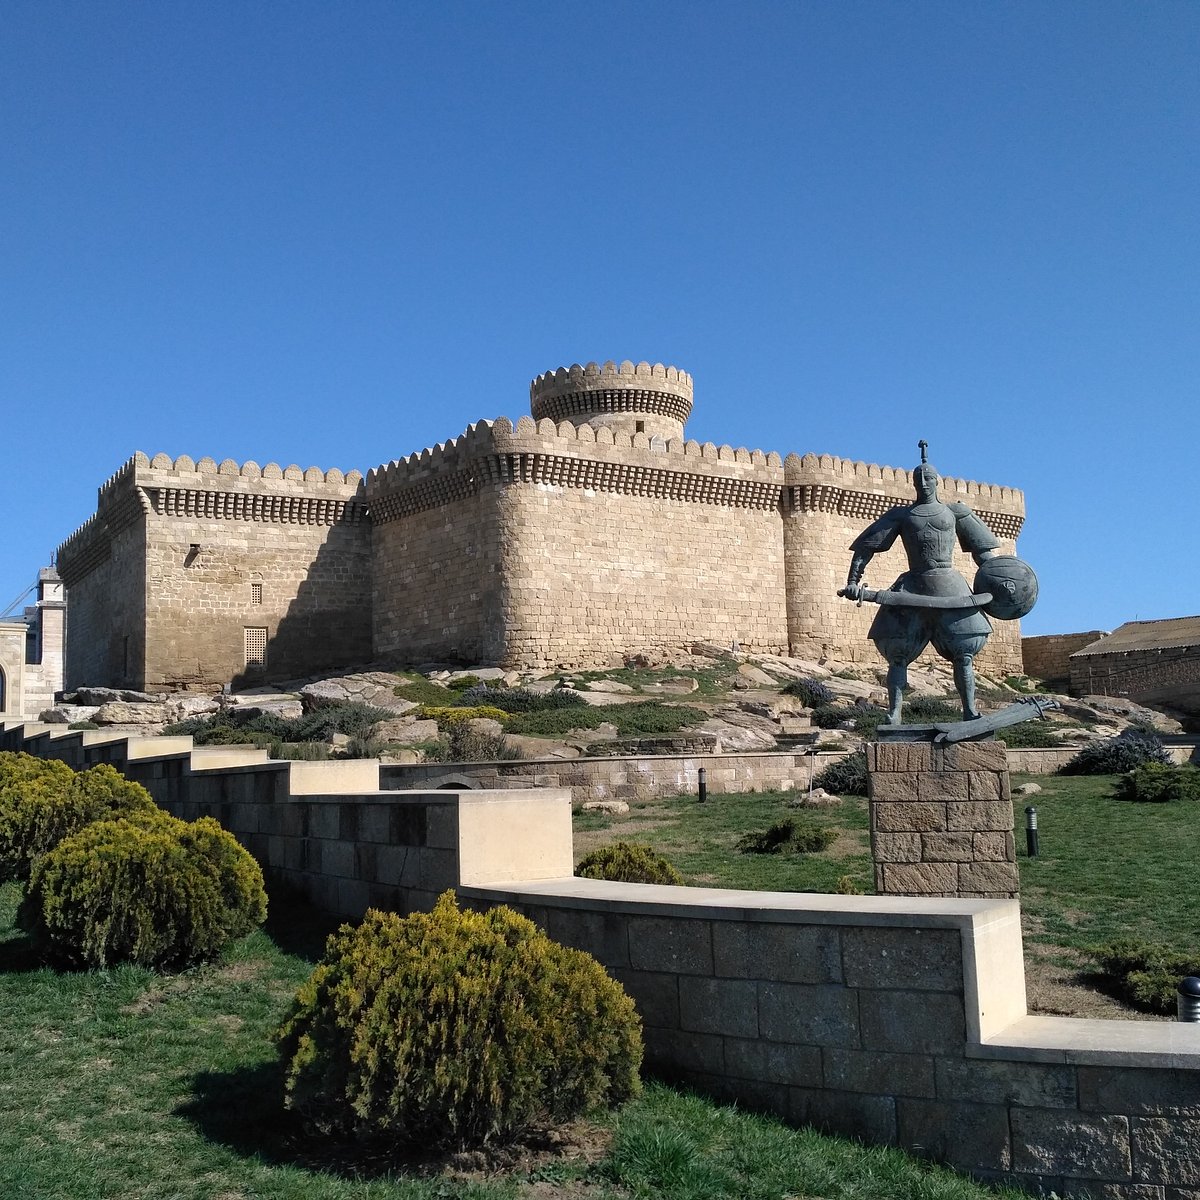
top-left (6, 720), bottom-right (1200, 1197)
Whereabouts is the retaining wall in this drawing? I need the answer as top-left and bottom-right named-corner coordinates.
top-left (4, 721), bottom-right (1200, 1197)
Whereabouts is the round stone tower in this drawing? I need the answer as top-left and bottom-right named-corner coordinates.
top-left (529, 360), bottom-right (693, 441)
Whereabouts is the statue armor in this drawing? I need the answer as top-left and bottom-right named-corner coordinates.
top-left (842, 447), bottom-right (1004, 724)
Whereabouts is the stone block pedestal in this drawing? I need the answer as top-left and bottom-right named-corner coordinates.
top-left (867, 739), bottom-right (1018, 898)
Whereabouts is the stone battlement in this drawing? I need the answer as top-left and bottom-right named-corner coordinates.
top-left (530, 359), bottom-right (695, 439)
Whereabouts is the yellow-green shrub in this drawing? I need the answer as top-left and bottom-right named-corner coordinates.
top-left (23, 814), bottom-right (267, 969)
top-left (417, 704), bottom-right (510, 725)
top-left (0, 758), bottom-right (160, 880)
top-left (576, 842), bottom-right (684, 885)
top-left (277, 891), bottom-right (642, 1147)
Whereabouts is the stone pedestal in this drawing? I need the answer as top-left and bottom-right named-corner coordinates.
top-left (867, 739), bottom-right (1018, 898)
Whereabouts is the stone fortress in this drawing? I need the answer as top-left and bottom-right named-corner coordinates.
top-left (56, 360), bottom-right (1028, 692)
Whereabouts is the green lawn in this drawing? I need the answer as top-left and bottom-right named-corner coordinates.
top-left (1011, 772), bottom-right (1200, 956)
top-left (575, 788), bottom-right (874, 895)
top-left (6, 769), bottom-right (1186, 1199)
top-left (1, 881), bottom-right (1038, 1200)
top-left (576, 772), bottom-right (1200, 969)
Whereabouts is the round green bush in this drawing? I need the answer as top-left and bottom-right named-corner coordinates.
top-left (0, 759), bottom-right (161, 880)
top-left (23, 813), bottom-right (267, 969)
top-left (1060, 729), bottom-right (1170, 776)
top-left (814, 751), bottom-right (868, 796)
top-left (576, 841), bottom-right (683, 885)
top-left (1113, 762), bottom-right (1200, 803)
top-left (277, 892), bottom-right (643, 1147)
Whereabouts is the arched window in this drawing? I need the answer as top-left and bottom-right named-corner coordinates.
top-left (0, 665), bottom-right (7, 714)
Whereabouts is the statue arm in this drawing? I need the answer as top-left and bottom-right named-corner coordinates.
top-left (950, 503), bottom-right (1002, 564)
top-left (845, 508), bottom-right (903, 591)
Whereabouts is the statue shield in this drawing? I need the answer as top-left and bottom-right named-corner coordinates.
top-left (973, 556), bottom-right (1039, 620)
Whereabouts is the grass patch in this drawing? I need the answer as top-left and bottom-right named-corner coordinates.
top-left (570, 662), bottom-right (738, 696)
top-left (507, 701), bottom-right (707, 738)
top-left (575, 789), bottom-right (873, 893)
top-left (0, 880), bottom-right (1035, 1199)
top-left (391, 672), bottom-right (458, 706)
top-left (1013, 772), bottom-right (1200, 955)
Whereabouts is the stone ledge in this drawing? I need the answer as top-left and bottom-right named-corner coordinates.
top-left (975, 1015), bottom-right (1200, 1070)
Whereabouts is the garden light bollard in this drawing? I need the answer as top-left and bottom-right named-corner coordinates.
top-left (698, 767), bottom-right (707, 804)
top-left (1025, 805), bottom-right (1039, 858)
top-left (1178, 977), bottom-right (1200, 1023)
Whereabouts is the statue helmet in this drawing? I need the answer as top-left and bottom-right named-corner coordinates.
top-left (913, 440), bottom-right (938, 492)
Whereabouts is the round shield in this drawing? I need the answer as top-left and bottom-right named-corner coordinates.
top-left (973, 555), bottom-right (1039, 620)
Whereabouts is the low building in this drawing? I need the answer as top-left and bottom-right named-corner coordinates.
top-left (0, 567), bottom-right (65, 718)
top-left (1069, 616), bottom-right (1200, 717)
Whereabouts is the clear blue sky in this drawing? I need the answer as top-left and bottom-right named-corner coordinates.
top-left (3, 2), bottom-right (1197, 638)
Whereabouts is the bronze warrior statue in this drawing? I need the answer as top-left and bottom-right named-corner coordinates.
top-left (838, 441), bottom-right (1037, 726)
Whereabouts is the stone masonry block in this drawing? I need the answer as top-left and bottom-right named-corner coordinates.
top-left (1133, 1118), bottom-right (1200, 1185)
top-left (842, 927), bottom-right (963, 991)
top-left (917, 772), bottom-right (970, 802)
top-left (417, 847), bottom-right (456, 892)
top-left (870, 743), bottom-right (934, 773)
top-left (869, 773), bottom-right (920, 803)
top-left (871, 832), bottom-right (922, 863)
top-left (941, 740), bottom-right (1008, 772)
top-left (968, 770), bottom-right (1004, 801)
top-left (547, 907), bottom-right (631, 970)
top-left (642, 1028), bottom-right (725, 1076)
top-left (1011, 1109), bottom-right (1131, 1180)
top-left (936, 1058), bottom-right (1077, 1109)
top-left (973, 831), bottom-right (1015, 860)
top-left (859, 989), bottom-right (965, 1054)
top-left (824, 1048), bottom-right (936, 1098)
top-left (610, 969), bottom-right (679, 1028)
top-left (1078, 1068), bottom-right (1200, 1117)
top-left (957, 861), bottom-right (1020, 894)
top-left (921, 832), bottom-right (976, 861)
top-left (308, 804), bottom-right (339, 840)
top-left (628, 916), bottom-right (713, 975)
top-left (873, 802), bottom-right (946, 833)
top-left (789, 1087), bottom-right (898, 1147)
top-left (712, 921), bottom-right (842, 984)
top-left (723, 1037), bottom-right (821, 1087)
top-left (946, 801), bottom-right (1014, 832)
top-left (321, 840), bottom-right (354, 879)
top-left (679, 977), bottom-right (759, 1037)
top-left (897, 1098), bottom-right (1012, 1171)
top-left (758, 982), bottom-right (860, 1047)
top-left (879, 862), bottom-right (958, 894)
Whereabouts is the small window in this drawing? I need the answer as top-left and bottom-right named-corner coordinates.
top-left (250, 582), bottom-right (263, 605)
top-left (635, 420), bottom-right (646, 434)
top-left (244, 627), bottom-right (268, 669)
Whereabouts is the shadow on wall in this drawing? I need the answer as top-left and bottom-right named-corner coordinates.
top-left (227, 519), bottom-right (373, 691)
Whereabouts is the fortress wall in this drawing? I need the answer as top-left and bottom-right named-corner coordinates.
top-left (783, 454), bottom-right (1027, 677)
top-left (498, 484), bottom-right (787, 667)
top-left (370, 487), bottom-right (509, 665)
top-left (57, 459), bottom-right (149, 689)
top-left (370, 417), bottom-right (789, 667)
top-left (133, 456), bottom-right (372, 689)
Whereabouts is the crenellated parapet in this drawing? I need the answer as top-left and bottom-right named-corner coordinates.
top-left (57, 456), bottom-right (152, 585)
top-left (134, 452), bottom-right (367, 527)
top-left (366, 415), bottom-right (786, 524)
top-left (58, 451), bottom-right (369, 587)
top-left (529, 360), bottom-right (694, 441)
top-left (783, 451), bottom-right (1026, 540)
